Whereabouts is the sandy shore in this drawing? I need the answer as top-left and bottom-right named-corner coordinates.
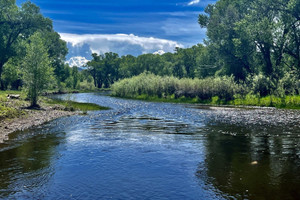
top-left (0, 106), bottom-right (75, 143)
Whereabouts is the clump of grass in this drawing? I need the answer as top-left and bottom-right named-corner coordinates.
top-left (0, 104), bottom-right (27, 120)
top-left (47, 99), bottom-right (109, 111)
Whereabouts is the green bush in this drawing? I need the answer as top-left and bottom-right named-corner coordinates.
top-left (79, 80), bottom-right (96, 91)
top-left (277, 71), bottom-right (300, 96)
top-left (249, 74), bottom-right (275, 96)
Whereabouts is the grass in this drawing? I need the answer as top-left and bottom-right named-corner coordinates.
top-left (230, 95), bottom-right (300, 109)
top-left (111, 73), bottom-right (300, 109)
top-left (0, 91), bottom-right (28, 120)
top-left (46, 99), bottom-right (109, 111)
top-left (0, 90), bottom-right (109, 121)
top-left (113, 92), bottom-right (300, 109)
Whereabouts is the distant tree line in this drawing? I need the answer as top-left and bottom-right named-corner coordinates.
top-left (86, 44), bottom-right (216, 88)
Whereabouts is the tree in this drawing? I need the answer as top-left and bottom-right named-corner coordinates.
top-left (71, 66), bottom-right (79, 89)
top-left (198, 0), bottom-right (254, 80)
top-left (0, 0), bottom-right (52, 89)
top-left (23, 32), bottom-right (53, 107)
top-left (198, 0), bottom-right (300, 80)
top-left (87, 52), bottom-right (120, 88)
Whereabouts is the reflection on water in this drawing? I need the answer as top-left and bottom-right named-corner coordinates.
top-left (1, 93), bottom-right (300, 199)
top-left (199, 123), bottom-right (300, 199)
top-left (0, 129), bottom-right (66, 199)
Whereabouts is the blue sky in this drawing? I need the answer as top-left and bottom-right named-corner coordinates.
top-left (16, 0), bottom-right (217, 60)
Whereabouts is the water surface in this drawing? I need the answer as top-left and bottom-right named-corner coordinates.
top-left (1, 93), bottom-right (300, 199)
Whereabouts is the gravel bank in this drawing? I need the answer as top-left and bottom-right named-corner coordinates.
top-left (0, 106), bottom-right (75, 143)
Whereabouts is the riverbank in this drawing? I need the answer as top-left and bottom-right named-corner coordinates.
top-left (111, 94), bottom-right (300, 110)
top-left (0, 106), bottom-right (75, 143)
top-left (111, 73), bottom-right (300, 110)
top-left (0, 91), bottom-right (109, 143)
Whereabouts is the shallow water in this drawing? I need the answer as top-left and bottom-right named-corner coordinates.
top-left (1, 93), bottom-right (300, 199)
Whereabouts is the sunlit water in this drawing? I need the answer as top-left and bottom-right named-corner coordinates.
top-left (1, 93), bottom-right (300, 199)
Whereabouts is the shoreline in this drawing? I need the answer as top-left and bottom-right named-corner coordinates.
top-left (111, 94), bottom-right (300, 110)
top-left (0, 106), bottom-right (75, 143)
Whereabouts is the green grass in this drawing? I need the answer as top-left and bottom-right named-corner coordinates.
top-left (229, 95), bottom-right (300, 109)
top-left (46, 99), bottom-right (109, 111)
top-left (113, 93), bottom-right (300, 109)
top-left (0, 90), bottom-right (28, 120)
top-left (0, 90), bottom-right (109, 121)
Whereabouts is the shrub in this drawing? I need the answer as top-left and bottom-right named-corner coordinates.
top-left (249, 74), bottom-right (275, 96)
top-left (277, 71), bottom-right (300, 96)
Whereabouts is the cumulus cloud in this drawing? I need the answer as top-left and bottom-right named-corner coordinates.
top-left (59, 33), bottom-right (183, 57)
top-left (188, 0), bottom-right (200, 6)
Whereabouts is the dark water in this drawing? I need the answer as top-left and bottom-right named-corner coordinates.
top-left (1, 93), bottom-right (300, 200)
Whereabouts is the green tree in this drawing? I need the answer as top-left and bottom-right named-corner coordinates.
top-left (42, 30), bottom-right (68, 82)
top-left (0, 0), bottom-right (52, 89)
top-left (71, 66), bottom-right (79, 89)
top-left (199, 0), bottom-right (300, 81)
top-left (198, 0), bottom-right (253, 80)
top-left (2, 58), bottom-right (22, 90)
top-left (23, 32), bottom-right (53, 107)
top-left (87, 52), bottom-right (120, 88)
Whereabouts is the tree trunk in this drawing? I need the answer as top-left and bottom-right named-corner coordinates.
top-left (0, 62), bottom-right (4, 90)
top-left (260, 45), bottom-right (273, 76)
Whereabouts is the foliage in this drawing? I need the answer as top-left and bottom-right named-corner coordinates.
top-left (112, 73), bottom-right (241, 101)
top-left (0, 1), bottom-right (52, 89)
top-left (22, 32), bottom-right (53, 107)
top-left (199, 0), bottom-right (300, 80)
top-left (0, 90), bottom-right (27, 120)
top-left (249, 74), bottom-right (275, 97)
top-left (86, 44), bottom-right (216, 89)
top-left (87, 52), bottom-right (120, 88)
top-left (47, 99), bottom-right (109, 111)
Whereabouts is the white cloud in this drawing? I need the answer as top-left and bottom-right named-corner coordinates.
top-left (59, 33), bottom-right (183, 57)
top-left (188, 0), bottom-right (200, 6)
top-left (153, 50), bottom-right (166, 55)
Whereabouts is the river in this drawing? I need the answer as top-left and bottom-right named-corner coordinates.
top-left (1, 93), bottom-right (300, 199)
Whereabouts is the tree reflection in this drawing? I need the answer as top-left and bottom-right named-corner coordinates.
top-left (197, 123), bottom-right (300, 199)
top-left (0, 130), bottom-right (65, 198)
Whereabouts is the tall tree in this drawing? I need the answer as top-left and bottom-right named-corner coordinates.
top-left (198, 0), bottom-right (254, 80)
top-left (0, 0), bottom-right (52, 89)
top-left (23, 32), bottom-right (53, 107)
top-left (199, 0), bottom-right (300, 80)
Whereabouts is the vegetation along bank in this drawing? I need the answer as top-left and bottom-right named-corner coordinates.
top-left (0, 91), bottom-right (108, 143)
top-left (111, 73), bottom-right (300, 109)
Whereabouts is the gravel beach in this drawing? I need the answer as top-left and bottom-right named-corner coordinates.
top-left (0, 106), bottom-right (75, 143)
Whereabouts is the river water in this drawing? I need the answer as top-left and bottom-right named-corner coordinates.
top-left (1, 93), bottom-right (300, 199)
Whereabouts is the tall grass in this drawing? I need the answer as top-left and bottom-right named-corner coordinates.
top-left (111, 73), bottom-right (300, 109)
top-left (111, 72), bottom-right (242, 101)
